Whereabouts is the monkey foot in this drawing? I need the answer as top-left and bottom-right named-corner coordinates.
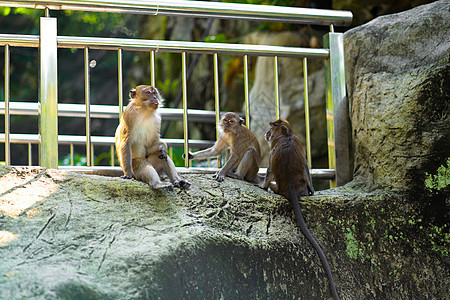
top-left (151, 182), bottom-right (174, 190)
top-left (120, 175), bottom-right (135, 180)
top-left (213, 174), bottom-right (225, 182)
top-left (173, 179), bottom-right (191, 189)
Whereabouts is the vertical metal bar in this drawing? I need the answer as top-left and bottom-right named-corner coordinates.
top-left (91, 143), bottom-right (94, 166)
top-left (303, 57), bottom-right (312, 168)
top-left (84, 47), bottom-right (92, 167)
top-left (28, 143), bottom-right (32, 166)
top-left (110, 145), bottom-right (114, 167)
top-left (70, 143), bottom-right (74, 166)
top-left (324, 32), bottom-right (351, 187)
top-left (213, 53), bottom-right (221, 167)
top-left (39, 17), bottom-right (58, 168)
top-left (274, 56), bottom-right (280, 120)
top-left (150, 50), bottom-right (156, 87)
top-left (182, 52), bottom-right (189, 168)
top-left (117, 49), bottom-right (123, 120)
top-left (329, 24), bottom-right (335, 33)
top-left (4, 45), bottom-right (10, 166)
top-left (243, 55), bottom-right (250, 128)
top-left (169, 146), bottom-right (173, 160)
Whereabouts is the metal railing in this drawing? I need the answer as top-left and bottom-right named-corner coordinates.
top-left (0, 0), bottom-right (352, 186)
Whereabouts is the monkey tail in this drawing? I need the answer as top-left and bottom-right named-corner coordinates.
top-left (288, 190), bottom-right (339, 300)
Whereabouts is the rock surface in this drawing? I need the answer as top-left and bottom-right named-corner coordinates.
top-left (345, 0), bottom-right (450, 192)
top-left (0, 166), bottom-right (448, 299)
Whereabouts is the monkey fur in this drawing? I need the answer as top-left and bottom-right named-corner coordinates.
top-left (185, 112), bottom-right (261, 183)
top-left (115, 85), bottom-right (190, 190)
top-left (260, 119), bottom-right (339, 300)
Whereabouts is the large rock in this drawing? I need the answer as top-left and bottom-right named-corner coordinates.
top-left (345, 0), bottom-right (450, 192)
top-left (0, 166), bottom-right (448, 299)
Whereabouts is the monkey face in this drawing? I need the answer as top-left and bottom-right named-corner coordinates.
top-left (266, 119), bottom-right (291, 142)
top-left (220, 112), bottom-right (243, 134)
top-left (132, 85), bottom-right (162, 110)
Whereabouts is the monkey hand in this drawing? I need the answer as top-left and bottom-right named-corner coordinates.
top-left (173, 179), bottom-right (191, 189)
top-left (213, 171), bottom-right (225, 182)
top-left (182, 152), bottom-right (194, 160)
top-left (158, 148), bottom-right (168, 160)
top-left (121, 174), bottom-right (135, 180)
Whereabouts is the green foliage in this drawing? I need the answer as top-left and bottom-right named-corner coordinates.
top-left (171, 147), bottom-right (186, 167)
top-left (425, 158), bottom-right (450, 193)
top-left (345, 228), bottom-right (359, 259)
top-left (60, 154), bottom-right (88, 167)
top-left (59, 151), bottom-right (118, 167)
top-left (429, 224), bottom-right (450, 257)
top-left (204, 33), bottom-right (228, 43)
top-left (0, 7), bottom-right (11, 16)
top-left (157, 78), bottom-right (181, 101)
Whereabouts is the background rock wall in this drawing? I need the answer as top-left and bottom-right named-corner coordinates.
top-left (345, 0), bottom-right (450, 192)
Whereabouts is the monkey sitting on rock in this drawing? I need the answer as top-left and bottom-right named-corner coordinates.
top-left (115, 85), bottom-right (190, 190)
top-left (184, 112), bottom-right (261, 183)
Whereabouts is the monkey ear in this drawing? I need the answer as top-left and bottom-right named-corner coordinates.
top-left (239, 117), bottom-right (244, 125)
top-left (129, 89), bottom-right (136, 99)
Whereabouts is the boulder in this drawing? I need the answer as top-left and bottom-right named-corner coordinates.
top-left (345, 0), bottom-right (450, 192)
top-left (0, 165), bottom-right (448, 299)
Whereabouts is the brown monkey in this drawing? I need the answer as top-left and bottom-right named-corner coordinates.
top-left (115, 85), bottom-right (190, 190)
top-left (260, 119), bottom-right (339, 300)
top-left (185, 112), bottom-right (261, 183)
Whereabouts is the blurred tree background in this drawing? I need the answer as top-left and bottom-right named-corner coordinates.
top-left (0, 0), bottom-right (434, 167)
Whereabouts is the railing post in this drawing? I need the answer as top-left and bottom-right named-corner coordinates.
top-left (324, 32), bottom-right (351, 187)
top-left (243, 55), bottom-right (250, 128)
top-left (39, 16), bottom-right (58, 169)
top-left (4, 45), bottom-right (10, 165)
top-left (84, 47), bottom-right (92, 166)
top-left (182, 52), bottom-right (189, 168)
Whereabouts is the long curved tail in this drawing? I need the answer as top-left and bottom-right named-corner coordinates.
top-left (289, 190), bottom-right (339, 300)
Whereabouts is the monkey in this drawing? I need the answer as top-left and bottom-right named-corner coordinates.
top-left (115, 85), bottom-right (190, 190)
top-left (184, 112), bottom-right (261, 183)
top-left (259, 119), bottom-right (339, 300)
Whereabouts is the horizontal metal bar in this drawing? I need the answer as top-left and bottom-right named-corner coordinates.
top-left (0, 34), bottom-right (329, 59)
top-left (0, 102), bottom-right (218, 122)
top-left (0, 133), bottom-right (215, 148)
top-left (1, 0), bottom-right (352, 26)
top-left (57, 166), bottom-right (335, 180)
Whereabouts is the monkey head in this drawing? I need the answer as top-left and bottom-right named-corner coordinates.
top-left (130, 85), bottom-right (163, 110)
top-left (265, 119), bottom-right (292, 142)
top-left (219, 112), bottom-right (244, 134)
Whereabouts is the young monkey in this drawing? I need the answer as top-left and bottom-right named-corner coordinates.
top-left (115, 85), bottom-right (190, 190)
top-left (185, 112), bottom-right (261, 183)
top-left (260, 119), bottom-right (339, 300)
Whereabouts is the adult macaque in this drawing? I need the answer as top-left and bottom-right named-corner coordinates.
top-left (185, 112), bottom-right (261, 183)
top-left (260, 119), bottom-right (339, 300)
top-left (115, 85), bottom-right (190, 190)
